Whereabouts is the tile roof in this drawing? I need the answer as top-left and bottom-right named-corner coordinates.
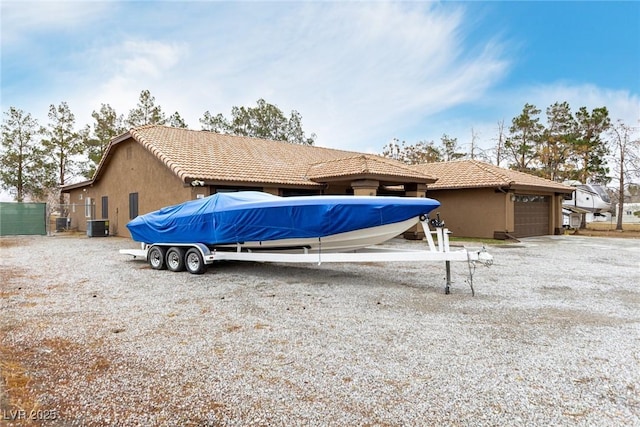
top-left (413, 160), bottom-right (574, 192)
top-left (97, 125), bottom-right (436, 187)
top-left (307, 154), bottom-right (435, 181)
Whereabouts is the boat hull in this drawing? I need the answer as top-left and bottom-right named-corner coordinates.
top-left (213, 216), bottom-right (420, 253)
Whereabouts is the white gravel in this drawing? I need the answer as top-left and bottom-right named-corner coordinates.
top-left (1, 234), bottom-right (639, 426)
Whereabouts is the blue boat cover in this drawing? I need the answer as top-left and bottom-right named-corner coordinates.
top-left (127, 191), bottom-right (440, 244)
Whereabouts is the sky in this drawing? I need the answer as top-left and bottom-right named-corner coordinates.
top-left (1, 0), bottom-right (639, 159)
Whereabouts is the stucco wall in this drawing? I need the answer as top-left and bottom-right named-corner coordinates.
top-left (426, 188), bottom-right (509, 239)
top-left (67, 139), bottom-right (193, 238)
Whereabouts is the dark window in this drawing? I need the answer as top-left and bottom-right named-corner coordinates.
top-left (101, 196), bottom-right (108, 219)
top-left (129, 193), bottom-right (138, 219)
top-left (281, 189), bottom-right (321, 197)
top-left (213, 186), bottom-right (263, 193)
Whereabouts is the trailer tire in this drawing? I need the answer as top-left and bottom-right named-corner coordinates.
top-left (148, 246), bottom-right (167, 270)
top-left (166, 247), bottom-right (186, 272)
top-left (185, 248), bottom-right (206, 275)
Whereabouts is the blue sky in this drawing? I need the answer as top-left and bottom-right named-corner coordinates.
top-left (1, 0), bottom-right (639, 157)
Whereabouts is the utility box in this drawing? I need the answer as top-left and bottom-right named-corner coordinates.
top-left (56, 217), bottom-right (69, 232)
top-left (87, 220), bottom-right (109, 237)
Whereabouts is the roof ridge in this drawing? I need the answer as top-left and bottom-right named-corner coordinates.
top-left (130, 127), bottom-right (189, 182)
top-left (469, 160), bottom-right (513, 185)
top-left (132, 124), bottom-right (369, 157)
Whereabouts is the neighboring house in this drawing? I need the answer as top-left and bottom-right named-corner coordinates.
top-left (412, 160), bottom-right (574, 239)
top-left (62, 125), bottom-right (437, 238)
top-left (617, 202), bottom-right (640, 223)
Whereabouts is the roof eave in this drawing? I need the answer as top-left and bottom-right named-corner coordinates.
top-left (510, 183), bottom-right (574, 194)
top-left (309, 173), bottom-right (437, 184)
top-left (61, 179), bottom-right (95, 192)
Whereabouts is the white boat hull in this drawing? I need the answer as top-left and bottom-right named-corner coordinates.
top-left (213, 216), bottom-right (420, 253)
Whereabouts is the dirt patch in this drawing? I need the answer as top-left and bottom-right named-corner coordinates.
top-left (569, 229), bottom-right (640, 239)
top-left (0, 237), bottom-right (27, 248)
top-left (579, 222), bottom-right (640, 238)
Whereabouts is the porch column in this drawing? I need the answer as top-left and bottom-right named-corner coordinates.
top-left (403, 183), bottom-right (428, 240)
top-left (262, 187), bottom-right (280, 196)
top-left (404, 183), bottom-right (427, 198)
top-left (351, 179), bottom-right (379, 196)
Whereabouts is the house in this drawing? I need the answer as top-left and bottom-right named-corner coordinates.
top-left (412, 160), bottom-right (574, 239)
top-left (62, 125), bottom-right (437, 238)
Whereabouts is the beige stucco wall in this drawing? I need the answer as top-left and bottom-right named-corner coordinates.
top-left (426, 188), bottom-right (509, 239)
top-left (67, 139), bottom-right (195, 238)
top-left (551, 194), bottom-right (564, 235)
top-left (427, 188), bottom-right (566, 239)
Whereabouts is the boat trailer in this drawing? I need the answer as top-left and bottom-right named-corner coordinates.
top-left (119, 218), bottom-right (493, 295)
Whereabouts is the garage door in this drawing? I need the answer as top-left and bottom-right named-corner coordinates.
top-left (514, 195), bottom-right (550, 237)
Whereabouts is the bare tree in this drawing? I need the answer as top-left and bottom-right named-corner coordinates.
top-left (608, 120), bottom-right (640, 231)
top-left (493, 119), bottom-right (506, 166)
top-left (468, 127), bottom-right (491, 163)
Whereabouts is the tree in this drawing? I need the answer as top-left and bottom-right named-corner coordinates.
top-left (572, 106), bottom-right (611, 184)
top-left (86, 104), bottom-right (125, 177)
top-left (0, 107), bottom-right (54, 201)
top-left (492, 119), bottom-right (507, 167)
top-left (381, 138), bottom-right (404, 162)
top-left (381, 138), bottom-right (441, 165)
top-left (200, 98), bottom-right (316, 145)
top-left (42, 102), bottom-right (85, 205)
top-left (539, 102), bottom-right (577, 181)
top-left (468, 127), bottom-right (491, 162)
top-left (199, 110), bottom-right (230, 133)
top-left (126, 89), bottom-right (166, 128)
top-left (608, 120), bottom-right (640, 231)
top-left (504, 103), bottom-right (544, 172)
top-left (440, 134), bottom-right (465, 161)
top-left (167, 111), bottom-right (188, 128)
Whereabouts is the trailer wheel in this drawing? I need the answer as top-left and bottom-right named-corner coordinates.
top-left (148, 246), bottom-right (167, 270)
top-left (166, 247), bottom-right (186, 272)
top-left (185, 248), bottom-right (206, 275)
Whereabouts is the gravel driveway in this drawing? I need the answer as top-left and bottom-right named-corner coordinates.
top-left (1, 234), bottom-right (639, 426)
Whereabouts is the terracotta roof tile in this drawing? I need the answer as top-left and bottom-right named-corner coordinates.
top-left (123, 125), bottom-right (434, 186)
top-left (307, 154), bottom-right (436, 181)
top-left (413, 160), bottom-right (574, 192)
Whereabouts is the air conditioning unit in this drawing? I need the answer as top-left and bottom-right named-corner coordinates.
top-left (87, 220), bottom-right (109, 237)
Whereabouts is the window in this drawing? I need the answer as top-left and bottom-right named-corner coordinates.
top-left (85, 197), bottom-right (93, 218)
top-left (101, 196), bottom-right (109, 219)
top-left (129, 193), bottom-right (139, 219)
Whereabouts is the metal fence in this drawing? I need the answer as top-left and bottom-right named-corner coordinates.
top-left (47, 203), bottom-right (96, 234)
top-left (0, 202), bottom-right (47, 236)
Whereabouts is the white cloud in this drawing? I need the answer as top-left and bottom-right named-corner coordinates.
top-left (50, 3), bottom-right (508, 151)
top-left (183, 2), bottom-right (510, 151)
top-left (0, 2), bottom-right (508, 152)
top-left (1, 1), bottom-right (110, 47)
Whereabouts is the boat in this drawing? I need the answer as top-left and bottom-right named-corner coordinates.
top-left (126, 191), bottom-right (440, 253)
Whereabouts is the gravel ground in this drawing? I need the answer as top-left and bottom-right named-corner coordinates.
top-left (1, 234), bottom-right (639, 426)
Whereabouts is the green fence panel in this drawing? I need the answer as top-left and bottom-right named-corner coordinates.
top-left (0, 202), bottom-right (46, 236)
